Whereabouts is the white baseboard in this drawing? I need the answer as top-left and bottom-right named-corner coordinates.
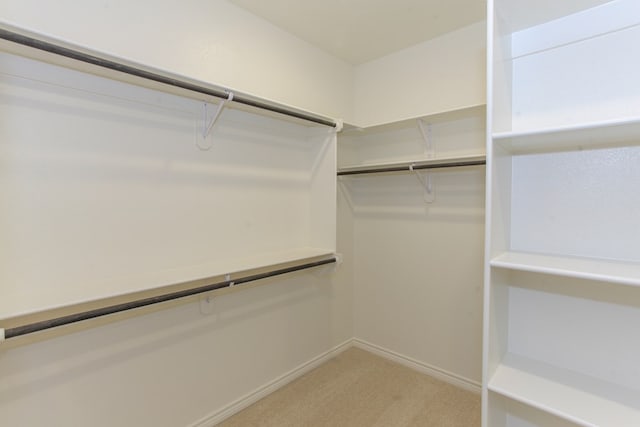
top-left (352, 338), bottom-right (481, 394)
top-left (188, 339), bottom-right (353, 427)
top-left (189, 338), bottom-right (479, 426)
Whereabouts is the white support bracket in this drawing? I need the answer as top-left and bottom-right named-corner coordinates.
top-left (417, 119), bottom-right (434, 158)
top-left (0, 328), bottom-right (4, 344)
top-left (198, 91), bottom-right (234, 150)
top-left (409, 164), bottom-right (435, 203)
top-left (225, 273), bottom-right (235, 287)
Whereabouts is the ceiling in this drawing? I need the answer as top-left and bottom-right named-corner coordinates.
top-left (229, 0), bottom-right (487, 65)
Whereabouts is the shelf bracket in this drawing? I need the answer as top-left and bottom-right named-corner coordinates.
top-left (410, 164), bottom-right (435, 203)
top-left (198, 91), bottom-right (234, 150)
top-left (417, 119), bottom-right (434, 158)
top-left (225, 273), bottom-right (235, 287)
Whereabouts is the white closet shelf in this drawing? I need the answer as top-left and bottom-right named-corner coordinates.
top-left (0, 24), bottom-right (337, 129)
top-left (489, 353), bottom-right (640, 427)
top-left (341, 104), bottom-right (485, 134)
top-left (337, 154), bottom-right (486, 176)
top-left (0, 247), bottom-right (336, 322)
top-left (184, 247), bottom-right (336, 280)
top-left (1, 247), bottom-right (337, 340)
top-left (490, 251), bottom-right (640, 287)
top-left (493, 117), bottom-right (640, 154)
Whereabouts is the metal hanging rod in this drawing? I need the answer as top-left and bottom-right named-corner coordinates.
top-left (2, 257), bottom-right (336, 340)
top-left (337, 155), bottom-right (486, 176)
top-left (0, 27), bottom-right (337, 128)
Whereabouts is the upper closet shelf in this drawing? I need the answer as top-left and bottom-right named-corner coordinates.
top-left (341, 104), bottom-right (485, 135)
top-left (0, 24), bottom-right (338, 129)
top-left (337, 154), bottom-right (486, 176)
top-left (491, 251), bottom-right (640, 287)
top-left (493, 117), bottom-right (640, 154)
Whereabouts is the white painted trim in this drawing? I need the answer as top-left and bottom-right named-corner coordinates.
top-left (188, 339), bottom-right (353, 427)
top-left (352, 338), bottom-right (482, 394)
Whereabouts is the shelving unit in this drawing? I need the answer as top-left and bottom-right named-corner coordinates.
top-left (484, 0), bottom-right (640, 425)
top-left (0, 35), bottom-right (337, 327)
top-left (338, 105), bottom-right (485, 207)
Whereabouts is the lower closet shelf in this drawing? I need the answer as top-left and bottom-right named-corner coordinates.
top-left (488, 353), bottom-right (640, 427)
top-left (490, 251), bottom-right (640, 287)
top-left (1, 247), bottom-right (336, 340)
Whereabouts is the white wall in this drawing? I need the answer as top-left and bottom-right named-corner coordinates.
top-left (343, 21), bottom-right (486, 387)
top-left (341, 108), bottom-right (486, 388)
top-left (353, 21), bottom-right (486, 127)
top-left (0, 0), bottom-right (355, 123)
top-left (350, 183), bottom-right (485, 386)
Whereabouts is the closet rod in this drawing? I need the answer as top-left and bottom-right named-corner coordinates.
top-left (3, 257), bottom-right (336, 340)
top-left (0, 28), bottom-right (337, 128)
top-left (337, 156), bottom-right (486, 176)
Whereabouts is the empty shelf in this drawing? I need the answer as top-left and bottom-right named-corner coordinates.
top-left (493, 117), bottom-right (640, 154)
top-left (490, 251), bottom-right (640, 287)
top-left (489, 353), bottom-right (640, 427)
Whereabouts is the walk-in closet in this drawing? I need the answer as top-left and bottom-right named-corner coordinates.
top-left (0, 1), bottom-right (637, 426)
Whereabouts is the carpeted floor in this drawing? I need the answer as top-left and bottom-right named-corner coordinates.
top-left (217, 347), bottom-right (481, 427)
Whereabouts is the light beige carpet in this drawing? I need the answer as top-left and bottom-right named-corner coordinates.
top-left (218, 347), bottom-right (481, 427)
